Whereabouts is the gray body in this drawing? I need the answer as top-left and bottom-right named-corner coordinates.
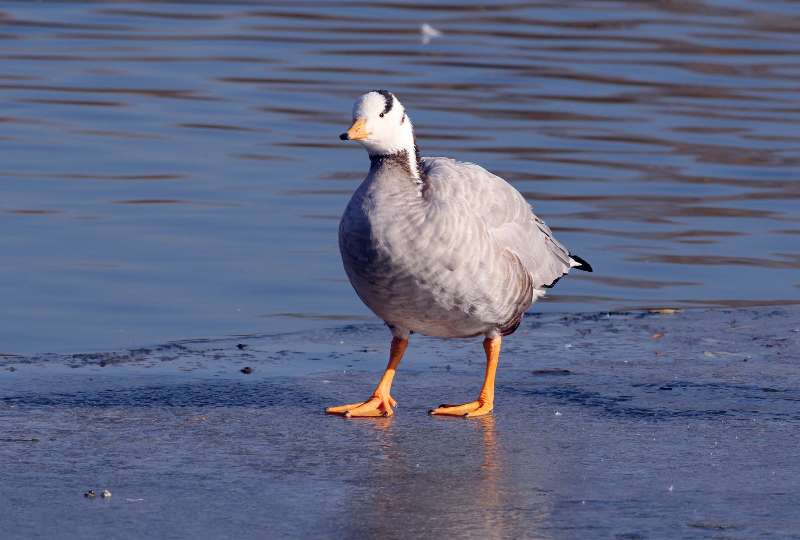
top-left (339, 155), bottom-right (576, 339)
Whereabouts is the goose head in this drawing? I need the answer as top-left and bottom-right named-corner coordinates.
top-left (340, 90), bottom-right (421, 179)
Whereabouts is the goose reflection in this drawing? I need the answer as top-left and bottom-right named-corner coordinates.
top-left (339, 414), bottom-right (546, 539)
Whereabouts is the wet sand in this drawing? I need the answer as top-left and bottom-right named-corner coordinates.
top-left (2, 307), bottom-right (799, 539)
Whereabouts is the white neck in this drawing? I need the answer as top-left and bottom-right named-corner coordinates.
top-left (362, 119), bottom-right (419, 180)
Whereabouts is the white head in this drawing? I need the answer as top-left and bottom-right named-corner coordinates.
top-left (340, 90), bottom-right (420, 178)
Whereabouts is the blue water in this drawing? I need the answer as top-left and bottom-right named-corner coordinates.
top-left (1, 1), bottom-right (799, 354)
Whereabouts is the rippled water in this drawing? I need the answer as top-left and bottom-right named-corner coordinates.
top-left (2, 1), bottom-right (799, 354)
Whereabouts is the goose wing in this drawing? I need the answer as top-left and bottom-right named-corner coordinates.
top-left (422, 157), bottom-right (577, 291)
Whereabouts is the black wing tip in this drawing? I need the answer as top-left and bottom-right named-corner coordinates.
top-left (542, 275), bottom-right (563, 289)
top-left (570, 254), bottom-right (593, 272)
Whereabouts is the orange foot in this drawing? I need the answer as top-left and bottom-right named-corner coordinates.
top-left (326, 394), bottom-right (397, 418)
top-left (429, 400), bottom-right (493, 418)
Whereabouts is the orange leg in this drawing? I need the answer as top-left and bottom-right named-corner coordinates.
top-left (430, 336), bottom-right (501, 418)
top-left (326, 337), bottom-right (408, 418)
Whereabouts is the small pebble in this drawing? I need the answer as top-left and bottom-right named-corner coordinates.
top-left (101, 489), bottom-right (112, 498)
top-left (236, 343), bottom-right (247, 350)
top-left (240, 366), bottom-right (253, 374)
top-left (532, 368), bottom-right (572, 376)
top-left (84, 490), bottom-right (96, 498)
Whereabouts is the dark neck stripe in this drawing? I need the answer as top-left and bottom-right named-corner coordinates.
top-left (413, 144), bottom-right (425, 179)
top-left (369, 151), bottom-right (411, 174)
top-left (369, 148), bottom-right (427, 185)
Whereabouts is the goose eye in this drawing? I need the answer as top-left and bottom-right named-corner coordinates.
top-left (379, 113), bottom-right (385, 118)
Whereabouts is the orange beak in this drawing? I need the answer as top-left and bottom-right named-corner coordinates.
top-left (339, 118), bottom-right (369, 141)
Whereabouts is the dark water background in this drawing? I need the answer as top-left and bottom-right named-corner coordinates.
top-left (2, 0), bottom-right (800, 354)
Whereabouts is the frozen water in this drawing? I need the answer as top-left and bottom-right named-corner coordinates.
top-left (2, 308), bottom-right (799, 538)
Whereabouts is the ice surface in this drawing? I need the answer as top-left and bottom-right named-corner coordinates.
top-left (1, 308), bottom-right (799, 539)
